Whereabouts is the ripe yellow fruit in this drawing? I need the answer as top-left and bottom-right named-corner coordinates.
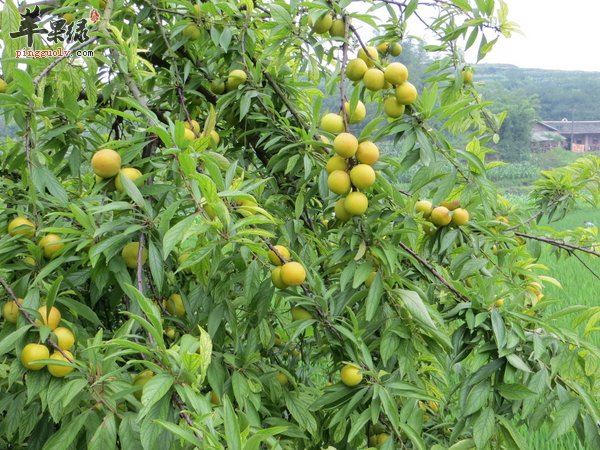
top-left (320, 113), bottom-right (345, 134)
top-left (329, 18), bottom-right (345, 37)
top-left (429, 206), bottom-right (451, 226)
top-left (47, 350), bottom-right (75, 377)
top-left (62, 13), bottom-right (75, 24)
top-left (340, 363), bottom-right (362, 386)
top-left (53, 327), bottom-right (75, 350)
top-left (121, 242), bottom-right (148, 269)
top-left (334, 198), bottom-right (352, 222)
top-left (390, 42), bottom-right (403, 56)
top-left (21, 343), bottom-right (50, 371)
top-left (267, 245), bottom-right (291, 265)
top-left (333, 132), bottom-right (358, 158)
top-left (384, 62), bottom-right (409, 85)
top-left (183, 24), bottom-right (201, 40)
top-left (271, 267), bottom-right (288, 289)
top-left (357, 46), bottom-right (378, 67)
top-left (328, 170), bottom-right (351, 195)
top-left (356, 141), bottom-right (379, 165)
top-left (363, 68), bottom-right (385, 91)
top-left (210, 130), bottom-right (220, 147)
top-left (39, 234), bottom-right (64, 259)
top-left (440, 199), bottom-right (460, 211)
top-left (326, 155), bottom-right (348, 173)
top-left (91, 149), bottom-right (121, 178)
top-left (275, 372), bottom-right (289, 385)
top-left (376, 42), bottom-right (389, 54)
top-left (291, 306), bottom-right (313, 321)
top-left (344, 100), bottom-right (366, 123)
top-left (415, 200), bottom-right (433, 217)
top-left (309, 13), bottom-right (333, 34)
top-left (383, 96), bottom-right (406, 118)
top-left (2, 298), bottom-right (23, 323)
top-left (344, 192), bottom-right (368, 216)
top-left (395, 81), bottom-right (418, 105)
top-left (365, 271), bottom-right (377, 288)
top-left (280, 262), bottom-right (306, 286)
top-left (494, 298), bottom-right (505, 307)
top-left (166, 293), bottom-right (185, 317)
top-left (8, 217), bottom-right (35, 239)
top-left (0, 78), bottom-right (8, 93)
top-left (350, 164), bottom-right (376, 189)
top-left (185, 119), bottom-right (201, 134)
top-left (451, 208), bottom-right (470, 226)
top-left (37, 305), bottom-right (61, 330)
top-left (346, 58), bottom-right (368, 81)
top-left (115, 168), bottom-right (143, 192)
top-left (227, 69), bottom-right (247, 90)
top-left (133, 370), bottom-right (153, 400)
top-left (462, 68), bottom-right (474, 84)
top-left (183, 128), bottom-right (196, 142)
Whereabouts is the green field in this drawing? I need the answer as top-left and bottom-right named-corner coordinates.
top-left (524, 208), bottom-right (600, 450)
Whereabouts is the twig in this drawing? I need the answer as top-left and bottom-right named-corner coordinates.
top-left (32, 37), bottom-right (97, 91)
top-left (137, 233), bottom-right (146, 294)
top-left (339, 16), bottom-right (349, 132)
top-left (571, 252), bottom-right (600, 282)
top-left (397, 242), bottom-right (470, 302)
top-left (514, 232), bottom-right (600, 258)
top-left (348, 24), bottom-right (370, 56)
top-left (263, 71), bottom-right (310, 131)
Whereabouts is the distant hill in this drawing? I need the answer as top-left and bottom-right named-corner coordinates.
top-left (475, 64), bottom-right (600, 121)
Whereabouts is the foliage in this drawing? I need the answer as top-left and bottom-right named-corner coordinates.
top-left (1, 1), bottom-right (600, 450)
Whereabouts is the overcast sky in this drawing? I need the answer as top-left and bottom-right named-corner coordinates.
top-left (466, 0), bottom-right (600, 72)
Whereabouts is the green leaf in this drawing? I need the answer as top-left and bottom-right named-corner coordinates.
top-left (223, 396), bottom-right (242, 450)
top-left (506, 354), bottom-right (532, 373)
top-left (550, 398), bottom-right (580, 440)
top-left (365, 271), bottom-right (383, 320)
top-left (490, 309), bottom-right (506, 350)
top-left (162, 215), bottom-right (197, 258)
top-left (154, 420), bottom-right (203, 446)
top-left (473, 407), bottom-right (495, 449)
top-left (398, 289), bottom-right (436, 329)
top-left (0, 325), bottom-right (32, 356)
top-left (139, 374), bottom-right (174, 419)
top-left (448, 438), bottom-right (475, 450)
top-left (42, 410), bottom-right (92, 450)
top-left (88, 413), bottom-right (117, 450)
top-left (496, 415), bottom-right (527, 450)
top-left (122, 284), bottom-right (165, 349)
top-left (497, 383), bottom-right (535, 401)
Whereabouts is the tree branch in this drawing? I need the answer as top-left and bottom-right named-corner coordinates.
top-left (397, 242), bottom-right (470, 302)
top-left (514, 231), bottom-right (600, 258)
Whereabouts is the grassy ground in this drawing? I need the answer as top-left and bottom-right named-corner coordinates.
top-left (521, 207), bottom-right (600, 449)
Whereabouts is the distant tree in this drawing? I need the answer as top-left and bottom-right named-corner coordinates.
top-left (483, 85), bottom-right (539, 161)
